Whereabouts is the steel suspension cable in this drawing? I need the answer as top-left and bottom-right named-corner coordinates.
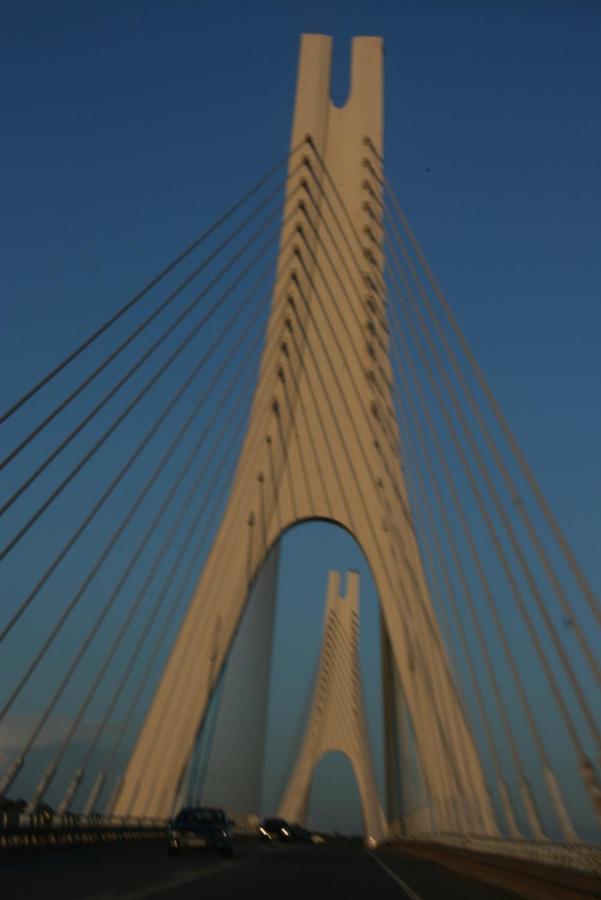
top-left (0, 192), bottom-right (295, 533)
top-left (290, 163), bottom-right (454, 800)
top-left (279, 344), bottom-right (317, 512)
top-left (300, 160), bottom-right (473, 716)
top-left (162, 234), bottom-right (350, 696)
top-left (0, 203), bottom-right (301, 642)
top-left (307, 271), bottom-right (469, 812)
top-left (223, 376), bottom-right (314, 810)
top-left (98, 421), bottom-right (261, 810)
top-left (148, 249), bottom-right (380, 785)
top-left (131, 298), bottom-right (290, 824)
top-left (299, 151), bottom-right (495, 808)
top-left (384, 278), bottom-right (582, 838)
top-left (25, 348), bottom-right (264, 809)
top-left (385, 215), bottom-right (600, 751)
top-left (0, 303), bottom-right (273, 767)
top-left (109, 158), bottom-right (460, 820)
top-left (134, 454), bottom-right (270, 820)
top-left (96, 446), bottom-right (247, 813)
top-left (375, 153), bottom-right (600, 631)
top-left (73, 380), bottom-right (260, 811)
top-left (297, 180), bottom-right (401, 470)
top-left (306, 146), bottom-right (549, 788)
top-left (36, 280), bottom-right (274, 795)
top-left (381, 193), bottom-right (600, 686)
top-left (300, 157), bottom-right (449, 645)
top-left (304, 146), bottom-right (548, 772)
top-left (387, 347), bottom-right (484, 802)
top-left (285, 231), bottom-right (467, 805)
top-left (390, 361), bottom-right (509, 831)
top-left (380, 232), bottom-right (589, 816)
top-left (0, 228), bottom-right (288, 703)
top-left (0, 140), bottom-right (305, 427)
top-left (386, 262), bottom-right (601, 828)
top-left (285, 304), bottom-right (336, 520)
top-left (297, 224), bottom-right (459, 671)
top-left (387, 291), bottom-right (534, 820)
top-left (102, 241), bottom-right (304, 804)
top-left (1, 171), bottom-right (297, 475)
top-left (245, 433), bottom-right (308, 817)
top-left (306, 143), bottom-right (591, 827)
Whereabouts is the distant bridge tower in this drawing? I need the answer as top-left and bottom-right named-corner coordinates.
top-left (114, 33), bottom-right (498, 835)
top-left (279, 570), bottom-right (387, 845)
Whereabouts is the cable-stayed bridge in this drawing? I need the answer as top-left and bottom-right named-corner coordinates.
top-left (1, 32), bottom-right (599, 899)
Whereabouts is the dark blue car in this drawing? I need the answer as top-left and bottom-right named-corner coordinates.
top-left (167, 806), bottom-right (234, 856)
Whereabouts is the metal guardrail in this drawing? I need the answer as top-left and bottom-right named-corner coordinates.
top-left (0, 813), bottom-right (167, 849)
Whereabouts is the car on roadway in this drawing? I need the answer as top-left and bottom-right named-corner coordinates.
top-left (167, 806), bottom-right (233, 856)
top-left (258, 817), bottom-right (294, 841)
top-left (288, 823), bottom-right (313, 842)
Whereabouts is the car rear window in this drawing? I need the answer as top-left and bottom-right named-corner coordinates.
top-left (263, 818), bottom-right (287, 829)
top-left (175, 807), bottom-right (221, 825)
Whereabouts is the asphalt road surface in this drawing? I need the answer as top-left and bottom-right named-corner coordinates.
top-left (1, 840), bottom-right (519, 899)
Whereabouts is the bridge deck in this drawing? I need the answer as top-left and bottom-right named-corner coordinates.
top-left (1, 840), bottom-right (523, 900)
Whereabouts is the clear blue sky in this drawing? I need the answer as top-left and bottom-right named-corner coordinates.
top-left (1, 0), bottom-right (599, 835)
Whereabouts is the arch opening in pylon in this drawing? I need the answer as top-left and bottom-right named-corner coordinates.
top-left (305, 750), bottom-right (364, 836)
top-left (263, 521), bottom-right (384, 822)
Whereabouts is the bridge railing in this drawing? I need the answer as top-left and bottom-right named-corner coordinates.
top-left (394, 833), bottom-right (601, 876)
top-left (0, 813), bottom-right (167, 848)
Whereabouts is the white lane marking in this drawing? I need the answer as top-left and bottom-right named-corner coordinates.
top-left (367, 850), bottom-right (424, 900)
top-left (79, 856), bottom-right (253, 900)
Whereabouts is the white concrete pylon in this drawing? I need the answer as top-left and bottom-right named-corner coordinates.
top-left (278, 570), bottom-right (387, 846)
top-left (114, 34), bottom-right (498, 835)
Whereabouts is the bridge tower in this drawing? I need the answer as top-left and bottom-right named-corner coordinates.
top-left (279, 571), bottom-right (387, 845)
top-left (114, 34), bottom-right (498, 834)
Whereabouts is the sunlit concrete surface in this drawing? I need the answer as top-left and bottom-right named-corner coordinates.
top-left (115, 33), bottom-right (495, 836)
top-left (279, 572), bottom-right (387, 844)
top-left (1, 9), bottom-right (598, 869)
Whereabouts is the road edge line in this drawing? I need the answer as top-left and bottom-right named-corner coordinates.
top-left (367, 850), bottom-right (424, 900)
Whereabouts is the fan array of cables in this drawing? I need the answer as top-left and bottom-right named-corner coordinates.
top-left (0, 144), bottom-right (304, 815)
top-left (0, 133), bottom-right (598, 845)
